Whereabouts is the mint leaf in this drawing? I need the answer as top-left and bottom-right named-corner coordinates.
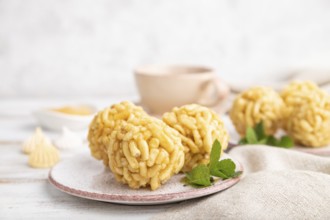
top-left (231, 171), bottom-right (243, 178)
top-left (210, 169), bottom-right (228, 179)
top-left (246, 127), bottom-right (258, 144)
top-left (184, 139), bottom-right (243, 188)
top-left (254, 121), bottom-right (266, 140)
top-left (266, 136), bottom-right (278, 146)
top-left (215, 159), bottom-right (236, 179)
top-left (257, 138), bottom-right (268, 145)
top-left (277, 136), bottom-right (294, 148)
top-left (208, 140), bottom-right (238, 179)
top-left (185, 164), bottom-right (211, 187)
top-left (209, 139), bottom-right (221, 172)
top-left (238, 121), bottom-right (294, 149)
top-left (238, 137), bottom-right (248, 145)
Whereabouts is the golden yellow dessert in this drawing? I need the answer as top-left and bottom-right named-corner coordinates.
top-left (88, 101), bottom-right (184, 190)
top-left (230, 86), bottom-right (284, 136)
top-left (162, 104), bottom-right (229, 172)
top-left (282, 81), bottom-right (330, 147)
top-left (52, 106), bottom-right (93, 116)
top-left (280, 81), bottom-right (324, 130)
top-left (88, 101), bottom-right (147, 167)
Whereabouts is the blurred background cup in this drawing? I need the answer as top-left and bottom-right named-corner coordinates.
top-left (134, 65), bottom-right (230, 114)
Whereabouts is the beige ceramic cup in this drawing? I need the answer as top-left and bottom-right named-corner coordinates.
top-left (134, 65), bottom-right (230, 114)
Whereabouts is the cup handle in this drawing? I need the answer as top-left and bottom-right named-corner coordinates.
top-left (196, 77), bottom-right (230, 107)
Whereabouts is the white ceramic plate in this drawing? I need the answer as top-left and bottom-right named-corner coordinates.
top-left (49, 154), bottom-right (243, 205)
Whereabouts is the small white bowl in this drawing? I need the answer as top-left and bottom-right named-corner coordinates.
top-left (33, 105), bottom-right (97, 131)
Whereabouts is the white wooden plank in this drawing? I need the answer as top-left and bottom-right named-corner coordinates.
top-left (0, 181), bottom-right (172, 219)
top-left (0, 143), bottom-right (90, 180)
top-left (0, 116), bottom-right (88, 143)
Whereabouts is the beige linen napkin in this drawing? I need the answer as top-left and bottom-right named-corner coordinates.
top-left (152, 145), bottom-right (330, 220)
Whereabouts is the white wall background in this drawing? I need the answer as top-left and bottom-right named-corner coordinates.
top-left (1, 0), bottom-right (330, 98)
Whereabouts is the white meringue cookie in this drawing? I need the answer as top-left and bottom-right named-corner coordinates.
top-left (55, 127), bottom-right (83, 150)
top-left (22, 127), bottom-right (51, 154)
top-left (28, 139), bottom-right (60, 168)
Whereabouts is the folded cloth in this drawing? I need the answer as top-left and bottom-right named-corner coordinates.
top-left (152, 145), bottom-right (330, 220)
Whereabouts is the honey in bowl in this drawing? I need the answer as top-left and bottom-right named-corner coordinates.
top-left (51, 106), bottom-right (94, 116)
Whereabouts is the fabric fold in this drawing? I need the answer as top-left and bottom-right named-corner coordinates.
top-left (152, 146), bottom-right (330, 220)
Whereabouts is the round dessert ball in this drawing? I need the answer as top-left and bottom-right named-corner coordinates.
top-left (106, 115), bottom-right (185, 190)
top-left (230, 86), bottom-right (284, 136)
top-left (281, 81), bottom-right (324, 130)
top-left (162, 104), bottom-right (229, 172)
top-left (88, 101), bottom-right (147, 167)
top-left (285, 89), bottom-right (330, 147)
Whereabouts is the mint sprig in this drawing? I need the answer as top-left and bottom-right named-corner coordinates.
top-left (183, 140), bottom-right (242, 187)
top-left (185, 164), bottom-right (211, 187)
top-left (239, 121), bottom-right (294, 148)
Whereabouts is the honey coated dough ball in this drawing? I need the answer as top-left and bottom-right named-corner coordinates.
top-left (285, 90), bottom-right (330, 147)
top-left (88, 101), bottom-right (147, 167)
top-left (230, 86), bottom-right (284, 136)
top-left (162, 104), bottom-right (229, 172)
top-left (280, 81), bottom-right (324, 130)
top-left (106, 115), bottom-right (185, 190)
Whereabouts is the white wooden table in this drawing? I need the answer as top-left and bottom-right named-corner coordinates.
top-left (0, 98), bottom-right (176, 219)
top-left (2, 96), bottom-right (330, 219)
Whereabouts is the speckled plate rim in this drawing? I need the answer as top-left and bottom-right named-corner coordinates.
top-left (48, 158), bottom-right (243, 205)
